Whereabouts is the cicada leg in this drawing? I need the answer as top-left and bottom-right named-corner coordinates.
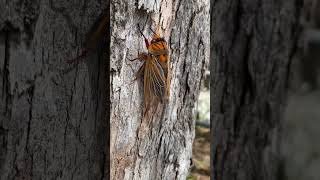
top-left (133, 63), bottom-right (145, 81)
top-left (128, 63), bottom-right (145, 86)
top-left (127, 53), bottom-right (148, 85)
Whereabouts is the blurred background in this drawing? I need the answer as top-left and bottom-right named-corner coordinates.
top-left (188, 70), bottom-right (210, 180)
top-left (282, 0), bottom-right (320, 180)
top-left (188, 0), bottom-right (320, 179)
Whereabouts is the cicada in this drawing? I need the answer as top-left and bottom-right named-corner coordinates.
top-left (129, 25), bottom-right (170, 115)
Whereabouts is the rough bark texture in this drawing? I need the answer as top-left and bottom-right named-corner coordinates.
top-left (110, 0), bottom-right (209, 179)
top-left (0, 0), bottom-right (108, 179)
top-left (211, 0), bottom-right (302, 180)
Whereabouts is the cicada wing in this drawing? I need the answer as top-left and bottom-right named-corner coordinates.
top-left (162, 59), bottom-right (170, 99)
top-left (133, 62), bottom-right (145, 81)
top-left (154, 55), bottom-right (170, 99)
top-left (144, 56), bottom-right (166, 111)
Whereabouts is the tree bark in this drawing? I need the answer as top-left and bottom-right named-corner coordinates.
top-left (0, 0), bottom-right (108, 179)
top-left (211, 0), bottom-right (302, 180)
top-left (110, 0), bottom-right (209, 179)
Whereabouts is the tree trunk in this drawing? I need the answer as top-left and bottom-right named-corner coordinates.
top-left (110, 0), bottom-right (209, 179)
top-left (0, 0), bottom-right (108, 179)
top-left (211, 0), bottom-right (302, 180)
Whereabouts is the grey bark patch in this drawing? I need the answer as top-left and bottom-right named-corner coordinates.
top-left (0, 0), bottom-right (109, 179)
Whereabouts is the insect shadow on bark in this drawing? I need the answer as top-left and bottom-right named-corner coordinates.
top-left (57, 4), bottom-right (110, 177)
top-left (61, 9), bottom-right (109, 100)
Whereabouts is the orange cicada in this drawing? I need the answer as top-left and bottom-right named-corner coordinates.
top-left (129, 25), bottom-right (170, 115)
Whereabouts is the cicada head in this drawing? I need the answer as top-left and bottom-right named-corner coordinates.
top-left (149, 27), bottom-right (164, 43)
top-left (148, 29), bottom-right (168, 60)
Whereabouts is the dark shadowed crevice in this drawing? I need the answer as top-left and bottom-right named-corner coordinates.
top-left (1, 31), bottom-right (9, 101)
top-left (0, 126), bottom-right (8, 171)
top-left (182, 73), bottom-right (190, 104)
top-left (26, 86), bottom-right (35, 152)
top-left (100, 1), bottom-right (110, 179)
top-left (1, 21), bottom-right (19, 120)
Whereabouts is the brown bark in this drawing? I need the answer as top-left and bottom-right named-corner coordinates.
top-left (211, 0), bottom-right (302, 180)
top-left (110, 0), bottom-right (209, 179)
top-left (0, 0), bottom-right (109, 179)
